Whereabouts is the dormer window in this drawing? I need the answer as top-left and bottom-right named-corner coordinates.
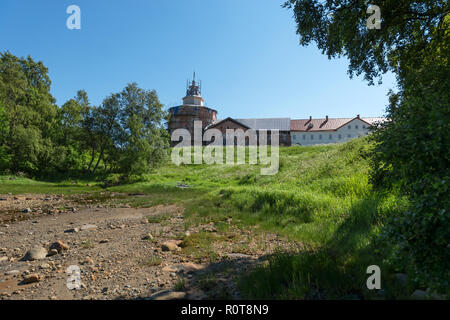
top-left (348, 125), bottom-right (351, 129)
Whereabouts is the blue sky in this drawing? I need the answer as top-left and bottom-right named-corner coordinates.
top-left (0, 0), bottom-right (397, 119)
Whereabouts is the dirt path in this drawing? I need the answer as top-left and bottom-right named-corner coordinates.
top-left (0, 193), bottom-right (299, 300)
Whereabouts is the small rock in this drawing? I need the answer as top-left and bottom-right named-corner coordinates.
top-left (49, 240), bottom-right (69, 253)
top-left (22, 246), bottom-right (48, 261)
top-left (411, 289), bottom-right (427, 300)
top-left (149, 290), bottom-right (186, 300)
top-left (81, 257), bottom-right (94, 265)
top-left (22, 274), bottom-right (41, 284)
top-left (5, 270), bottom-right (20, 276)
top-left (162, 266), bottom-right (177, 273)
top-left (65, 227), bottom-right (80, 233)
top-left (47, 249), bottom-right (58, 257)
top-left (80, 224), bottom-right (98, 231)
top-left (22, 208), bottom-right (32, 213)
top-left (39, 263), bottom-right (51, 269)
top-left (99, 239), bottom-right (109, 244)
top-left (0, 256), bottom-right (8, 263)
top-left (173, 262), bottom-right (205, 274)
top-left (161, 241), bottom-right (181, 252)
top-left (142, 233), bottom-right (153, 241)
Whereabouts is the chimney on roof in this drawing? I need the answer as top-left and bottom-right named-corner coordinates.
top-left (305, 116), bottom-right (312, 126)
top-left (320, 115), bottom-right (329, 128)
top-left (357, 114), bottom-right (360, 119)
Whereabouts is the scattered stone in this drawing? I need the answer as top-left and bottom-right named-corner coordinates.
top-left (22, 246), bottom-right (48, 261)
top-left (47, 249), bottom-right (58, 257)
top-left (22, 208), bottom-right (32, 213)
top-left (227, 253), bottom-right (254, 260)
top-left (39, 263), bottom-right (51, 270)
top-left (65, 227), bottom-right (80, 233)
top-left (149, 290), bottom-right (186, 300)
top-left (49, 240), bottom-right (69, 253)
top-left (173, 262), bottom-right (205, 274)
top-left (161, 241), bottom-right (181, 252)
top-left (81, 257), bottom-right (94, 265)
top-left (5, 270), bottom-right (20, 276)
top-left (22, 274), bottom-right (41, 284)
top-left (99, 239), bottom-right (109, 244)
top-left (162, 266), bottom-right (177, 273)
top-left (142, 233), bottom-right (153, 241)
top-left (80, 224), bottom-right (98, 231)
top-left (0, 256), bottom-right (8, 263)
top-left (411, 289), bottom-right (427, 300)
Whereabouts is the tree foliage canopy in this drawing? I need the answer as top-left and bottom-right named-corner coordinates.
top-left (284, 0), bottom-right (449, 84)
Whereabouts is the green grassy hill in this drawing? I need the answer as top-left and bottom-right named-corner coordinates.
top-left (0, 138), bottom-right (413, 299)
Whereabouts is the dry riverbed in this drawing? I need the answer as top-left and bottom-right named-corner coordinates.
top-left (0, 193), bottom-right (300, 300)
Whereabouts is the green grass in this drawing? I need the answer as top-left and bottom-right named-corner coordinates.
top-left (141, 255), bottom-right (163, 267)
top-left (174, 278), bottom-right (186, 291)
top-left (0, 138), bottom-right (413, 299)
top-left (0, 175), bottom-right (102, 194)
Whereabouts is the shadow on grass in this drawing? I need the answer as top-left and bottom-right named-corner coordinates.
top-left (231, 194), bottom-right (408, 300)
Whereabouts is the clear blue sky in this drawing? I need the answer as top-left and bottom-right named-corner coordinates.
top-left (0, 0), bottom-right (397, 119)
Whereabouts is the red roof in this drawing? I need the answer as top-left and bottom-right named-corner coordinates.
top-left (290, 117), bottom-right (384, 132)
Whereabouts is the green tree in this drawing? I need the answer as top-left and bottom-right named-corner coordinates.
top-left (116, 83), bottom-right (168, 175)
top-left (284, 1), bottom-right (449, 290)
top-left (0, 51), bottom-right (62, 176)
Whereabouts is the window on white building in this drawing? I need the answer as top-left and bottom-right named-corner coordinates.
top-left (355, 125), bottom-right (359, 129)
top-left (348, 125), bottom-right (351, 129)
top-left (319, 135), bottom-right (322, 140)
top-left (329, 134), bottom-right (332, 140)
top-left (311, 135), bottom-right (314, 140)
top-left (338, 134), bottom-right (342, 139)
top-left (347, 134), bottom-right (351, 138)
top-left (303, 135), bottom-right (306, 140)
top-left (293, 135), bottom-right (296, 140)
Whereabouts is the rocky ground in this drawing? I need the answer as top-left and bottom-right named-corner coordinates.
top-left (0, 193), bottom-right (300, 300)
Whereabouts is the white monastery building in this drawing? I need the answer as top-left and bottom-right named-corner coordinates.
top-left (290, 115), bottom-right (384, 146)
